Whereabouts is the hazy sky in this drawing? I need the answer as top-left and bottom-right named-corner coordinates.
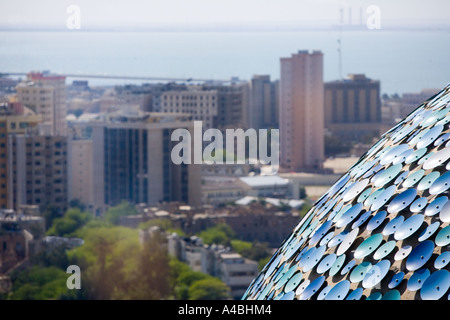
top-left (1, 0), bottom-right (449, 30)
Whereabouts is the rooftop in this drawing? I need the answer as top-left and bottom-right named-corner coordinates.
top-left (239, 175), bottom-right (289, 187)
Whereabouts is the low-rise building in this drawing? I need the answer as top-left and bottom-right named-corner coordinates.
top-left (164, 232), bottom-right (258, 300)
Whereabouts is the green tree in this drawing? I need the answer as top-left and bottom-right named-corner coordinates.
top-left (9, 266), bottom-right (71, 300)
top-left (68, 226), bottom-right (140, 300)
top-left (104, 201), bottom-right (137, 225)
top-left (188, 278), bottom-right (230, 300)
top-left (47, 208), bottom-right (91, 237)
top-left (114, 231), bottom-right (171, 300)
top-left (197, 224), bottom-right (235, 246)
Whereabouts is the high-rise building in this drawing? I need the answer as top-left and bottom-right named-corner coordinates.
top-left (279, 50), bottom-right (325, 172)
top-left (8, 134), bottom-right (68, 215)
top-left (210, 83), bottom-right (248, 130)
top-left (68, 139), bottom-right (93, 210)
top-left (152, 83), bottom-right (248, 130)
top-left (0, 105), bottom-right (42, 210)
top-left (153, 87), bottom-right (218, 128)
top-left (249, 75), bottom-right (279, 130)
top-left (91, 113), bottom-right (201, 215)
top-left (16, 72), bottom-right (67, 136)
top-left (324, 74), bottom-right (385, 142)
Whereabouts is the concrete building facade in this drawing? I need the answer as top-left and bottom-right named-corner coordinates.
top-left (0, 112), bottom-right (42, 210)
top-left (279, 50), bottom-right (325, 172)
top-left (91, 113), bottom-right (202, 215)
top-left (16, 72), bottom-right (67, 136)
top-left (8, 134), bottom-right (68, 215)
top-left (324, 74), bottom-right (385, 142)
top-left (249, 75), bottom-right (279, 130)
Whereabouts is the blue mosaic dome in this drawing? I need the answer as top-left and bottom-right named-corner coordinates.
top-left (243, 85), bottom-right (450, 300)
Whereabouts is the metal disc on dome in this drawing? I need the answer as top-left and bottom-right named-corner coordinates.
top-left (295, 246), bottom-right (308, 262)
top-left (373, 240), bottom-right (397, 260)
top-left (416, 124), bottom-right (444, 149)
top-left (317, 285), bottom-right (332, 300)
top-left (299, 276), bottom-right (325, 300)
top-left (336, 228), bottom-right (359, 256)
top-left (316, 197), bottom-right (338, 221)
top-left (435, 225), bottom-right (450, 247)
top-left (371, 185), bottom-right (397, 211)
top-left (394, 245), bottom-right (413, 261)
top-left (394, 214), bottom-right (424, 240)
top-left (350, 261), bottom-right (372, 283)
top-left (301, 219), bottom-right (319, 239)
top-left (273, 262), bottom-right (288, 283)
top-left (331, 204), bottom-right (351, 223)
top-left (329, 254), bottom-right (346, 277)
top-left (297, 247), bottom-right (317, 269)
top-left (352, 210), bottom-right (372, 229)
top-left (424, 196), bottom-right (448, 216)
top-left (418, 221), bottom-right (441, 242)
top-left (327, 201), bottom-right (344, 222)
top-left (345, 287), bottom-right (363, 300)
top-left (354, 233), bottom-right (383, 259)
top-left (316, 253), bottom-right (337, 274)
top-left (294, 212), bottom-right (314, 237)
top-left (372, 164), bottom-right (402, 188)
top-left (264, 255), bottom-right (281, 280)
top-left (394, 170), bottom-right (409, 184)
top-left (319, 231), bottom-right (335, 246)
top-left (303, 245), bottom-right (327, 273)
top-left (410, 197), bottom-right (428, 212)
top-left (379, 144), bottom-right (410, 165)
top-left (383, 215), bottom-right (405, 236)
top-left (363, 163), bottom-right (384, 179)
top-left (275, 265), bottom-right (297, 290)
top-left (325, 280), bottom-right (351, 300)
top-left (439, 200), bottom-right (450, 222)
top-left (429, 171), bottom-right (450, 195)
top-left (328, 230), bottom-right (349, 248)
top-left (336, 203), bottom-right (363, 228)
top-left (357, 187), bottom-right (373, 203)
top-left (405, 148), bottom-right (427, 164)
top-left (402, 170), bottom-right (425, 188)
top-left (406, 240), bottom-right (435, 271)
top-left (326, 174), bottom-right (350, 198)
top-left (381, 290), bottom-right (401, 300)
top-left (295, 279), bottom-right (310, 296)
top-left (310, 220), bottom-right (333, 246)
top-left (364, 188), bottom-right (385, 207)
top-left (422, 147), bottom-right (450, 170)
top-left (387, 188), bottom-right (417, 214)
top-left (367, 210), bottom-right (387, 231)
top-left (418, 151), bottom-right (434, 165)
top-left (434, 132), bottom-right (450, 146)
top-left (408, 128), bottom-right (430, 146)
top-left (366, 292), bottom-right (382, 300)
top-left (388, 272), bottom-right (405, 289)
top-left (341, 259), bottom-right (356, 276)
top-left (284, 272), bottom-right (304, 293)
top-left (420, 270), bottom-right (450, 300)
top-left (342, 179), bottom-right (369, 202)
top-left (434, 251), bottom-right (450, 269)
top-left (362, 260), bottom-right (391, 289)
top-left (278, 291), bottom-right (295, 300)
top-left (407, 268), bottom-right (430, 291)
top-left (417, 171), bottom-right (441, 191)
